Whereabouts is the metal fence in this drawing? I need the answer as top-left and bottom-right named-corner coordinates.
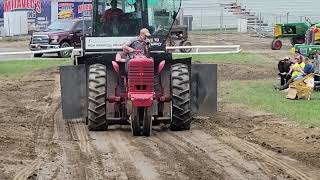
top-left (180, 0), bottom-right (320, 37)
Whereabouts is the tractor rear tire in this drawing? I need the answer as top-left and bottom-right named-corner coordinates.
top-left (131, 107), bottom-right (142, 136)
top-left (142, 108), bottom-right (152, 136)
top-left (271, 39), bottom-right (282, 50)
top-left (291, 37), bottom-right (305, 46)
top-left (170, 63), bottom-right (192, 131)
top-left (87, 64), bottom-right (108, 131)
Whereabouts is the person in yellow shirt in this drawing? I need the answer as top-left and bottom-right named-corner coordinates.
top-left (288, 55), bottom-right (305, 77)
top-left (275, 55), bottom-right (305, 90)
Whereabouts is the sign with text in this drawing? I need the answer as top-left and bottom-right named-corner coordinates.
top-left (85, 37), bottom-right (133, 50)
top-left (0, 0), bottom-right (51, 30)
top-left (58, 2), bottom-right (92, 19)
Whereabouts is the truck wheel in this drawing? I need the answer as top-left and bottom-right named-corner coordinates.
top-left (179, 41), bottom-right (192, 53)
top-left (142, 108), bottom-right (152, 136)
top-left (34, 53), bottom-right (43, 58)
top-left (88, 64), bottom-right (108, 131)
top-left (271, 39), bottom-right (282, 50)
top-left (170, 63), bottom-right (192, 131)
top-left (131, 107), bottom-right (142, 136)
top-left (58, 42), bottom-right (71, 58)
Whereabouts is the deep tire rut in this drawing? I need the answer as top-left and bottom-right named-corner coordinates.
top-left (216, 127), bottom-right (319, 180)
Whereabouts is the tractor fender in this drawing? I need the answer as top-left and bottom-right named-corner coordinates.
top-left (158, 60), bottom-right (165, 73)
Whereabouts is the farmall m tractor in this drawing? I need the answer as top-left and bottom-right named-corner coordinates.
top-left (59, 0), bottom-right (217, 136)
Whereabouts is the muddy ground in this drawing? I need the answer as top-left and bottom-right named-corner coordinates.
top-left (0, 33), bottom-right (320, 180)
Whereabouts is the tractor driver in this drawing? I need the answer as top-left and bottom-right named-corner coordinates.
top-left (101, 0), bottom-right (124, 23)
top-left (116, 28), bottom-right (151, 75)
top-left (116, 28), bottom-right (151, 62)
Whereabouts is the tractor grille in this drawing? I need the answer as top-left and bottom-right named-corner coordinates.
top-left (128, 57), bottom-right (154, 93)
top-left (31, 35), bottom-right (50, 44)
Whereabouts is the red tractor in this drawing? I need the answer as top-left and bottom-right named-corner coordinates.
top-left (60, 0), bottom-right (217, 136)
top-left (87, 50), bottom-right (192, 136)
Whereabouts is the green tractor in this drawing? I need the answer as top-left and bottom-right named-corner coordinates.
top-left (292, 23), bottom-right (320, 58)
top-left (271, 22), bottom-right (310, 50)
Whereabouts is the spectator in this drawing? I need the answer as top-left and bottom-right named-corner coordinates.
top-left (274, 55), bottom-right (305, 90)
top-left (293, 57), bottom-right (314, 81)
top-left (277, 56), bottom-right (293, 85)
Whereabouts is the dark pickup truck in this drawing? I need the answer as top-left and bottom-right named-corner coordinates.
top-left (30, 19), bottom-right (91, 58)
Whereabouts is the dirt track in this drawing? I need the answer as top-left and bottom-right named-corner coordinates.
top-left (0, 67), bottom-right (319, 180)
top-left (1, 33), bottom-right (320, 179)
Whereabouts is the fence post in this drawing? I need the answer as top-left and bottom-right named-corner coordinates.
top-left (220, 6), bottom-right (224, 32)
top-left (201, 8), bottom-right (203, 32)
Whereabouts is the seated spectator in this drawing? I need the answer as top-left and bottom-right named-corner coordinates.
top-left (294, 57), bottom-right (314, 81)
top-left (274, 55), bottom-right (305, 90)
top-left (277, 56), bottom-right (293, 85)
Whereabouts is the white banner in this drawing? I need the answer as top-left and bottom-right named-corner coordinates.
top-left (85, 37), bottom-right (134, 50)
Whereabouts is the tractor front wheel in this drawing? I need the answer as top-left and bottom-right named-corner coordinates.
top-left (131, 107), bottom-right (142, 136)
top-left (87, 64), bottom-right (108, 131)
top-left (271, 39), bottom-right (282, 50)
top-left (170, 63), bottom-right (192, 131)
top-left (142, 108), bottom-right (152, 136)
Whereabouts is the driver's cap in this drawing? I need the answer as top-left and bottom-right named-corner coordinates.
top-left (140, 28), bottom-right (151, 37)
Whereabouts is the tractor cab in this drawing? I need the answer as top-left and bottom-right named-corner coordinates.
top-left (80, 0), bottom-right (180, 53)
top-left (92, 0), bottom-right (178, 37)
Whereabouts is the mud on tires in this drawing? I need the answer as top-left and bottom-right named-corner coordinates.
top-left (88, 64), bottom-right (108, 131)
top-left (170, 63), bottom-right (192, 131)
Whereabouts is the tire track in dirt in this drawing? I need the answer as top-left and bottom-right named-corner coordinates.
top-left (12, 75), bottom-right (60, 180)
top-left (92, 129), bottom-right (161, 180)
top-left (215, 127), bottom-right (320, 180)
top-left (162, 130), bottom-right (270, 180)
top-left (67, 119), bottom-right (105, 180)
top-left (51, 99), bottom-right (105, 179)
top-left (12, 72), bottom-right (105, 180)
top-left (134, 130), bottom-right (224, 180)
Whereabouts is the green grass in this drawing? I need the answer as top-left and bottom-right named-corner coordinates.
top-left (0, 59), bottom-right (71, 77)
top-left (221, 80), bottom-right (320, 127)
top-left (174, 53), bottom-right (267, 64)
